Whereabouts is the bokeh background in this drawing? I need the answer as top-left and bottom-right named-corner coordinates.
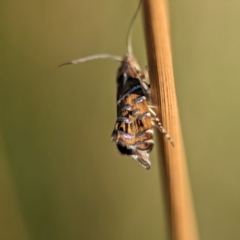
top-left (1, 0), bottom-right (240, 240)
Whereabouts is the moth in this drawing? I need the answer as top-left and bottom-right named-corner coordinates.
top-left (60, 0), bottom-right (173, 169)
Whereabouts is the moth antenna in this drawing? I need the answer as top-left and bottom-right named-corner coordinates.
top-left (59, 54), bottom-right (123, 67)
top-left (126, 0), bottom-right (143, 56)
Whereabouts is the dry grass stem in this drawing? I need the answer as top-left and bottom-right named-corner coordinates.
top-left (142, 0), bottom-right (200, 240)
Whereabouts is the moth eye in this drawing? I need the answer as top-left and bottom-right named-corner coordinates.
top-left (119, 127), bottom-right (124, 131)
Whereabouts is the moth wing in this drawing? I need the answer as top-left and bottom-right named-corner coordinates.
top-left (131, 150), bottom-right (151, 170)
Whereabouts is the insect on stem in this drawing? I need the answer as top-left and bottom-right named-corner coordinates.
top-left (59, 0), bottom-right (174, 169)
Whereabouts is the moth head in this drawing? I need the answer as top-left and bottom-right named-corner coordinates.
top-left (119, 54), bottom-right (141, 74)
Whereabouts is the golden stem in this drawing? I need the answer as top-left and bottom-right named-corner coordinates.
top-left (142, 0), bottom-right (200, 240)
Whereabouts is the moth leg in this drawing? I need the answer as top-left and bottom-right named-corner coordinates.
top-left (149, 108), bottom-right (174, 146)
top-left (143, 66), bottom-right (149, 83)
top-left (138, 66), bottom-right (151, 97)
top-left (148, 105), bottom-right (157, 109)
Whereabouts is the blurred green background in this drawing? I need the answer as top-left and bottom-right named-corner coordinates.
top-left (1, 0), bottom-right (240, 240)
